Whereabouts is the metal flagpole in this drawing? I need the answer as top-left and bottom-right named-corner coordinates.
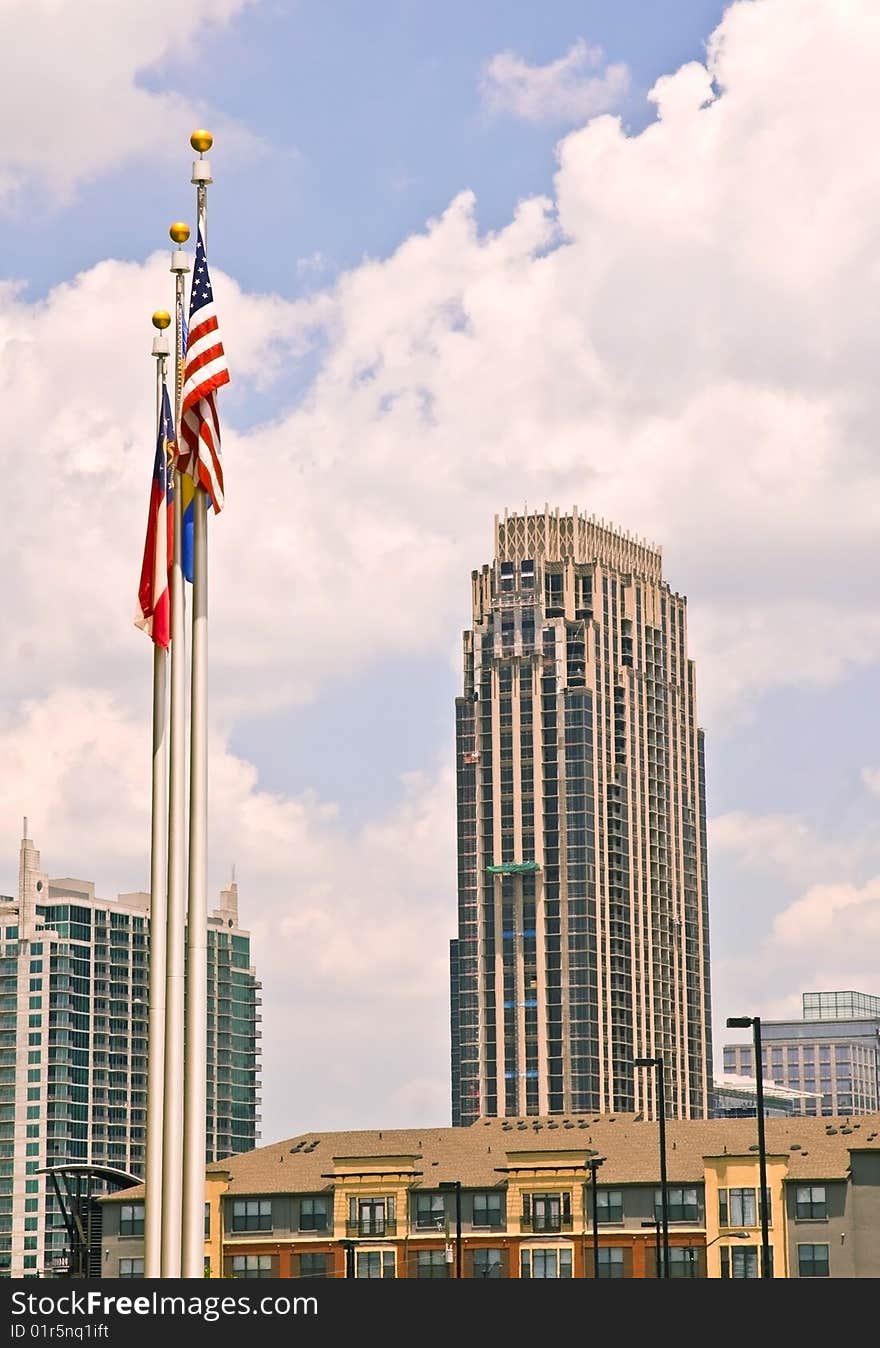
top-left (145, 311), bottom-right (171, 1278)
top-left (161, 223), bottom-right (191, 1277)
top-left (181, 129), bottom-right (213, 1277)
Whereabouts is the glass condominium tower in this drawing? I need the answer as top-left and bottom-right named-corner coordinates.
top-left (0, 827), bottom-right (261, 1277)
top-left (450, 507), bottom-right (713, 1126)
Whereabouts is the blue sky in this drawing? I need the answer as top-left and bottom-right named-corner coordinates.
top-left (1, 1), bottom-right (728, 300)
top-left (2, 0), bottom-right (879, 1143)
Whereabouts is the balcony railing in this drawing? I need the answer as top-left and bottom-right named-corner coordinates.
top-left (346, 1219), bottom-right (397, 1238)
top-left (520, 1215), bottom-right (572, 1233)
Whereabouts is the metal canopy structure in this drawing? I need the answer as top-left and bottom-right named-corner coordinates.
top-left (35, 1165), bottom-right (140, 1278)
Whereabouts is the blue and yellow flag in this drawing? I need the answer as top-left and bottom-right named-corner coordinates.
top-left (181, 474), bottom-right (195, 583)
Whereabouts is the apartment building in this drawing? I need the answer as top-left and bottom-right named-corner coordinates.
top-left (100, 1112), bottom-right (880, 1278)
top-left (450, 508), bottom-right (714, 1125)
top-left (0, 826), bottom-right (262, 1277)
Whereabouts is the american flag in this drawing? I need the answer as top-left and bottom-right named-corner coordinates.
top-left (177, 228), bottom-right (230, 512)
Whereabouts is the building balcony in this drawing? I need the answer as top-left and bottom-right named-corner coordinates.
top-left (520, 1216), bottom-right (572, 1234)
top-left (345, 1219), bottom-right (397, 1238)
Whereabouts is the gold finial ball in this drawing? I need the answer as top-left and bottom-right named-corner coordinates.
top-left (190, 129), bottom-right (213, 154)
top-left (152, 310), bottom-right (172, 331)
top-left (169, 221), bottom-right (190, 244)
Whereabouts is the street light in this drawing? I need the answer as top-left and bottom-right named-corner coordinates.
top-left (633, 1056), bottom-right (669, 1279)
top-left (586, 1157), bottom-right (605, 1278)
top-left (438, 1181), bottom-right (462, 1279)
top-left (727, 1016), bottom-right (772, 1279)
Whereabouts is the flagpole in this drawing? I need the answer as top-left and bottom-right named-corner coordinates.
top-left (161, 224), bottom-right (191, 1278)
top-left (182, 129), bottom-right (213, 1277)
top-left (144, 312), bottom-right (171, 1279)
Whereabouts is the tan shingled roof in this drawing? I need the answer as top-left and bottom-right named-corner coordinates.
top-left (102, 1110), bottom-right (880, 1201)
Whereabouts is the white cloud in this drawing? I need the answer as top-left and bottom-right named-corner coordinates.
top-left (0, 690), bottom-right (455, 1140)
top-left (862, 768), bottom-right (880, 797)
top-left (480, 37), bottom-right (630, 125)
top-left (709, 806), bottom-right (880, 1049)
top-left (5, 0), bottom-right (880, 1127)
top-left (7, 1), bottom-right (880, 732)
top-left (710, 810), bottom-right (880, 885)
top-left (769, 877), bottom-right (880, 951)
top-left (0, 0), bottom-right (261, 207)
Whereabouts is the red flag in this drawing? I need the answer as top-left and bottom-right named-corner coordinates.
top-left (135, 384), bottom-right (175, 648)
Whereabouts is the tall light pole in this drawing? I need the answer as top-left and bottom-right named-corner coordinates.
top-left (439, 1181), bottom-right (462, 1278)
top-left (586, 1157), bottom-right (605, 1278)
top-left (634, 1056), bottom-right (670, 1278)
top-left (727, 1016), bottom-right (772, 1278)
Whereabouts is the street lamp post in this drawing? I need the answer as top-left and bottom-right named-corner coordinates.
top-left (704, 1230), bottom-right (749, 1278)
top-left (727, 1016), bottom-right (772, 1279)
top-left (439, 1181), bottom-right (463, 1279)
top-left (586, 1157), bottom-right (605, 1278)
top-left (634, 1056), bottom-right (670, 1278)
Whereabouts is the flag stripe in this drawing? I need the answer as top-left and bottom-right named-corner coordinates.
top-left (135, 384), bottom-right (175, 648)
top-left (175, 229), bottom-right (229, 514)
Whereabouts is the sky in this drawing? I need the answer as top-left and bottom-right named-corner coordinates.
top-left (1, 0), bottom-right (879, 1146)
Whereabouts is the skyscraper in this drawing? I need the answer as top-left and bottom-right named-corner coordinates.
top-left (0, 826), bottom-right (261, 1277)
top-left (450, 507), bottom-right (713, 1126)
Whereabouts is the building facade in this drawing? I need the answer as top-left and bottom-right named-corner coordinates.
top-left (450, 508), bottom-right (713, 1126)
top-left (0, 827), bottom-right (262, 1277)
top-left (712, 1075), bottom-right (822, 1117)
top-left (100, 1112), bottom-right (880, 1279)
top-left (723, 992), bottom-right (880, 1116)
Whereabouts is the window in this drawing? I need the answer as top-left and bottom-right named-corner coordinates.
top-left (416, 1250), bottom-right (449, 1279)
top-left (204, 1202), bottom-right (210, 1239)
top-left (668, 1248), bottom-right (699, 1279)
top-left (596, 1189), bottom-right (623, 1223)
top-left (356, 1250), bottom-right (395, 1279)
top-left (720, 1246), bottom-right (759, 1279)
top-left (349, 1196), bottom-right (394, 1237)
top-left (523, 1192), bottom-right (570, 1232)
top-left (472, 1192), bottom-right (502, 1228)
top-left (232, 1199), bottom-right (272, 1233)
top-left (797, 1244), bottom-right (829, 1278)
top-left (655, 1187), bottom-right (699, 1223)
top-left (596, 1248), bottom-right (626, 1279)
top-left (415, 1193), bottom-right (445, 1230)
top-left (520, 1247), bottom-right (572, 1278)
top-left (230, 1254), bottom-right (274, 1279)
top-left (472, 1248), bottom-right (504, 1279)
top-left (118, 1259), bottom-right (143, 1279)
top-left (299, 1197), bottom-right (329, 1232)
top-left (119, 1203), bottom-right (144, 1238)
top-left (298, 1253), bottom-right (329, 1280)
top-left (795, 1186), bottom-right (826, 1220)
top-left (718, 1188), bottom-right (771, 1228)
